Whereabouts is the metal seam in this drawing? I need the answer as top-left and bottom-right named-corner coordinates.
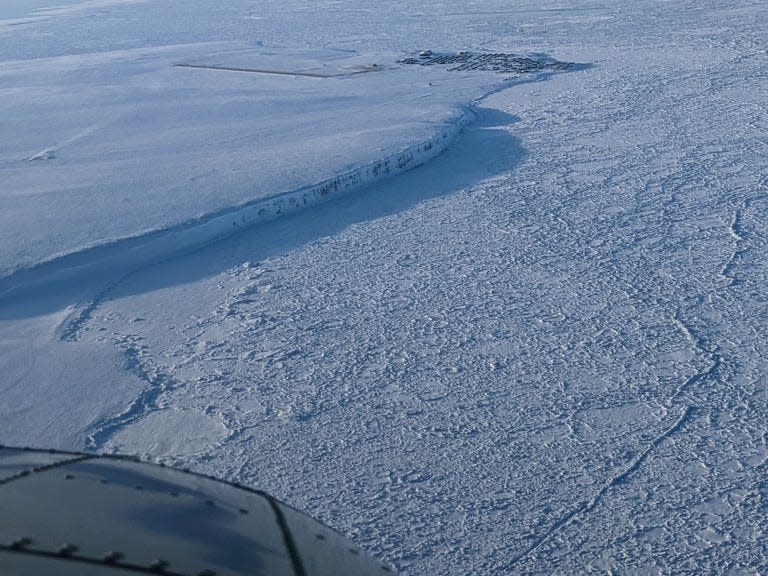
top-left (0, 454), bottom-right (94, 488)
top-left (263, 495), bottom-right (308, 576)
top-left (0, 546), bottom-right (187, 575)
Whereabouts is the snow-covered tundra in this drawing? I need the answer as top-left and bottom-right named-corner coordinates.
top-left (1, 0), bottom-right (766, 573)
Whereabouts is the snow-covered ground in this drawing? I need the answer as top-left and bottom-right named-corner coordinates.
top-left (2, 0), bottom-right (768, 573)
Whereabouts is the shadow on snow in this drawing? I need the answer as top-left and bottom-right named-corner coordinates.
top-left (0, 105), bottom-right (525, 323)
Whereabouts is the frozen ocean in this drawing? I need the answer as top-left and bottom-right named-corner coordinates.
top-left (1, 0), bottom-right (767, 573)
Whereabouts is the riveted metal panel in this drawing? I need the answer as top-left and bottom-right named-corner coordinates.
top-left (0, 548), bottom-right (144, 576)
top-left (0, 456), bottom-right (295, 576)
top-left (0, 447), bottom-right (78, 483)
top-left (275, 502), bottom-right (395, 576)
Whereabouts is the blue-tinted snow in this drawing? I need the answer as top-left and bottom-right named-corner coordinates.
top-left (0, 43), bottom-right (486, 279)
top-left (1, 1), bottom-right (768, 574)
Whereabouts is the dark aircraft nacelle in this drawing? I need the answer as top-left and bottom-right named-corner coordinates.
top-left (0, 446), bottom-right (393, 576)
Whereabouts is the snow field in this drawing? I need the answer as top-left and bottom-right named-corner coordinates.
top-left (0, 42), bottom-right (487, 279)
top-left (2, 0), bottom-right (768, 574)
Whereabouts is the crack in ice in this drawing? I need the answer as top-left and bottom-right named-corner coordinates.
top-left (503, 406), bottom-right (694, 570)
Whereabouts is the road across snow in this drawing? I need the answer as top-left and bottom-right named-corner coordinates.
top-left (2, 0), bottom-right (768, 574)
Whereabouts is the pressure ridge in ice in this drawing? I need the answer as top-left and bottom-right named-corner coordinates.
top-left (3, 0), bottom-right (768, 575)
top-left (0, 40), bottom-right (567, 281)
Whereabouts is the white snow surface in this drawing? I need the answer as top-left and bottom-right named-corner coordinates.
top-left (0, 40), bottom-right (486, 278)
top-left (2, 0), bottom-right (768, 574)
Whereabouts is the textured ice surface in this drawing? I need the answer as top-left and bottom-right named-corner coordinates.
top-left (2, 0), bottom-right (768, 574)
